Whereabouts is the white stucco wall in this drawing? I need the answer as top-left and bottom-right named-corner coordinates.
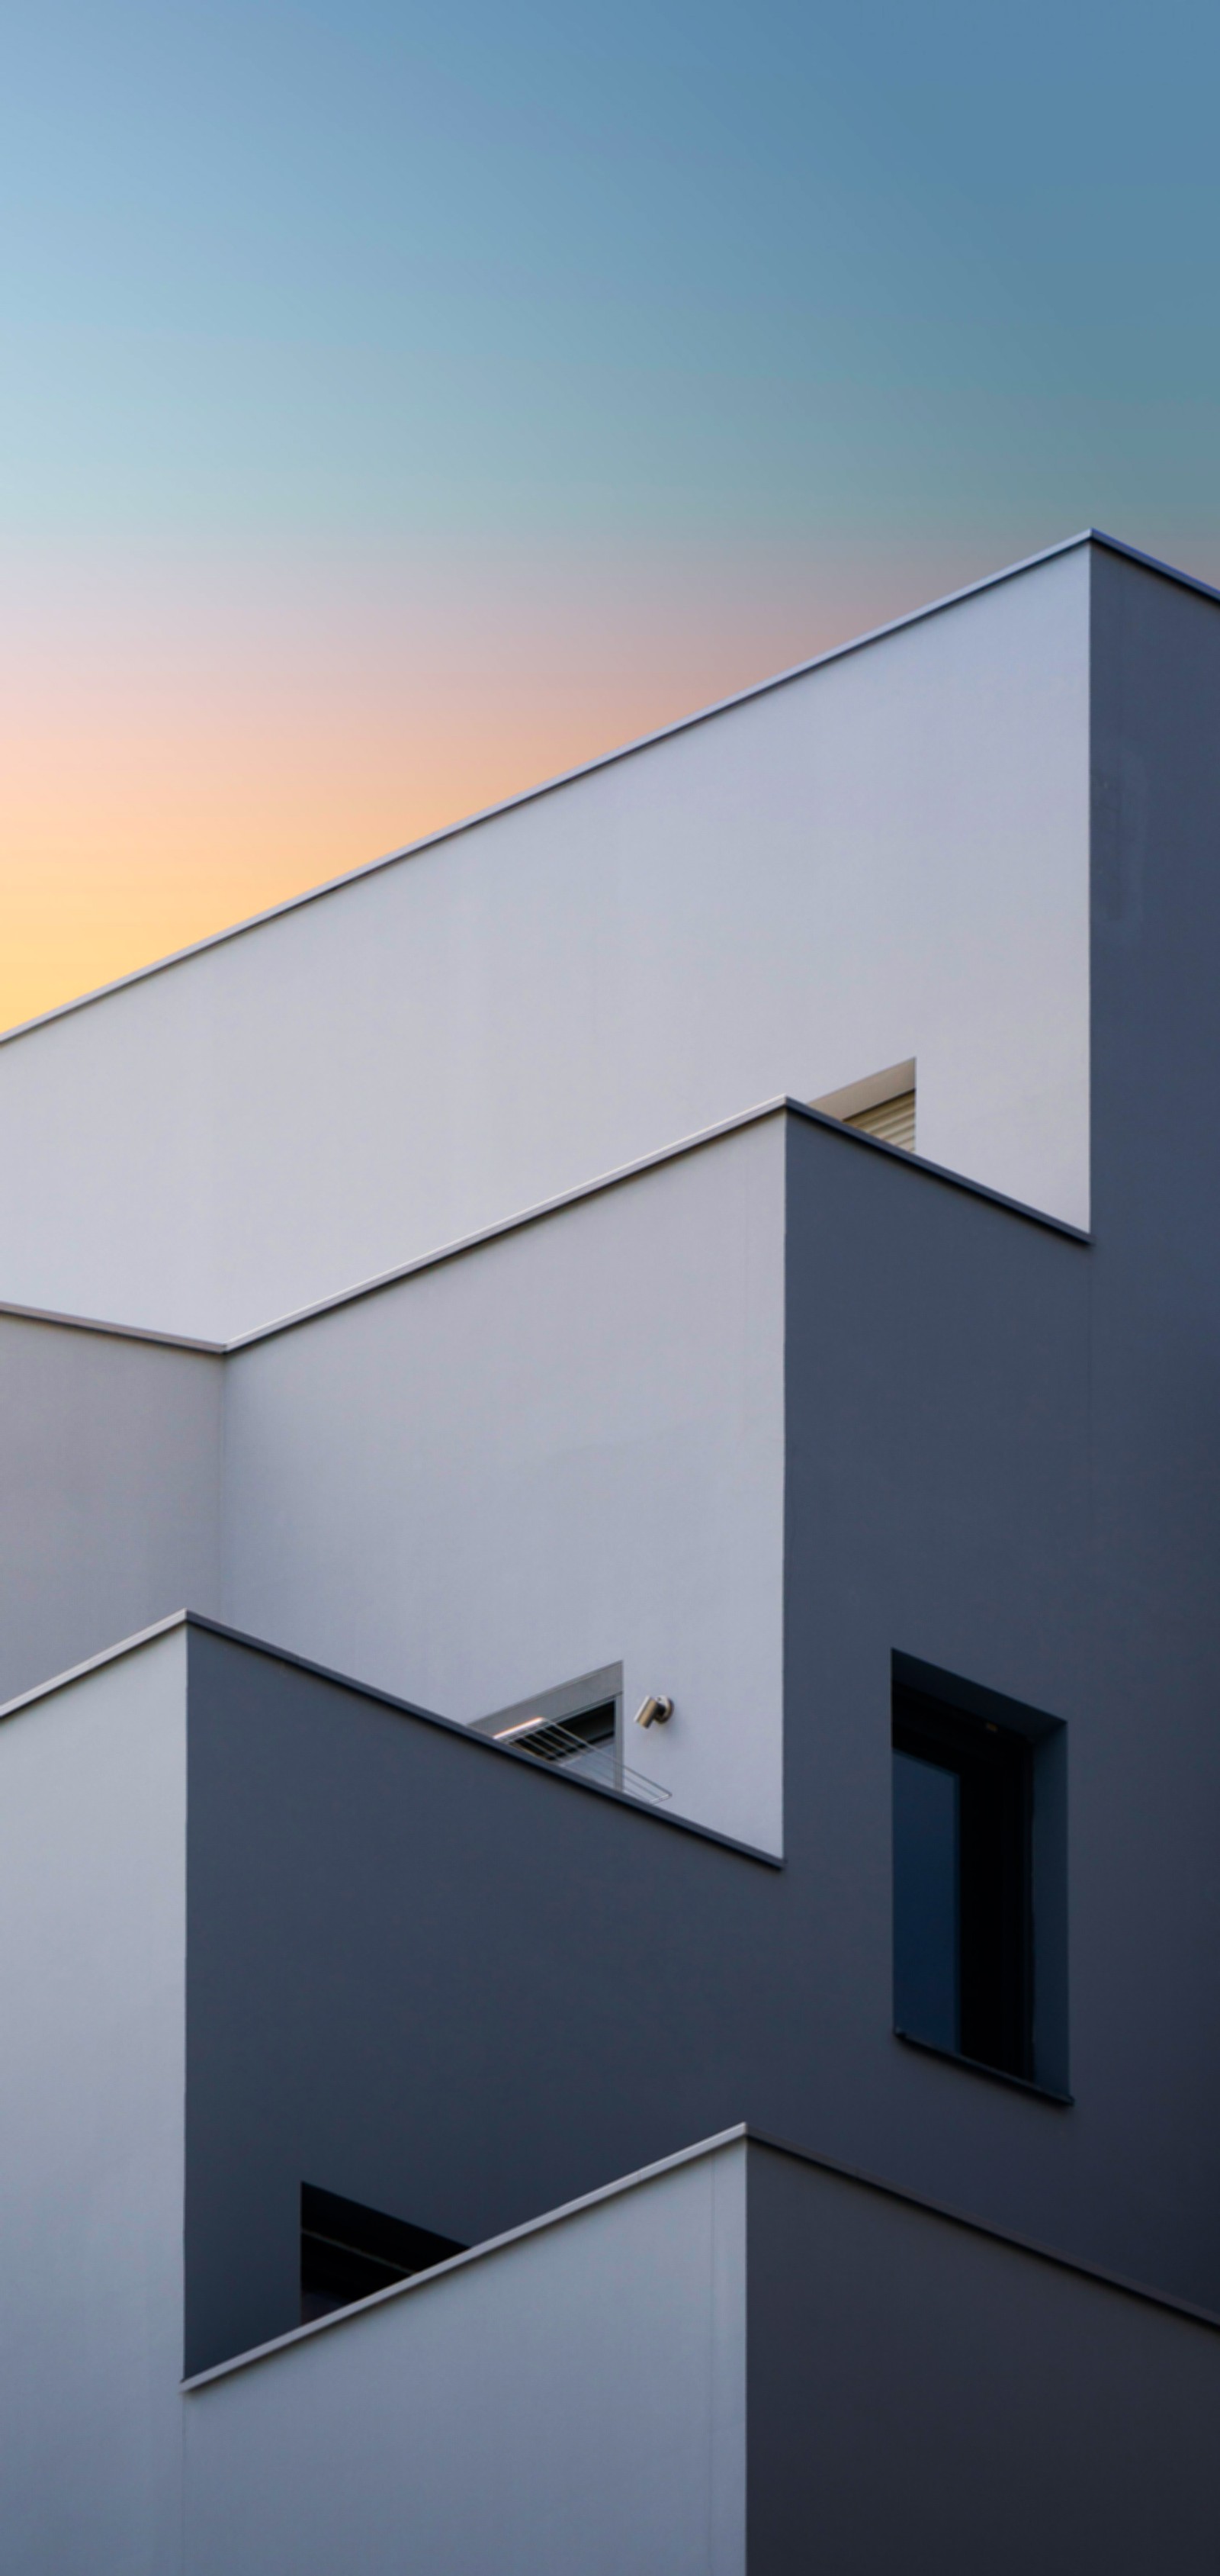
top-left (0, 1125), bottom-right (784, 1846)
top-left (0, 1314), bottom-right (222, 1707)
top-left (0, 548), bottom-right (1090, 1340)
top-left (220, 1118), bottom-right (787, 1851)
top-left (0, 1632), bottom-right (188, 2576)
top-left (183, 2136), bottom-right (747, 2576)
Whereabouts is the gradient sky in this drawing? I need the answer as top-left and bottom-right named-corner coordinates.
top-left (3, 0), bottom-right (1218, 1031)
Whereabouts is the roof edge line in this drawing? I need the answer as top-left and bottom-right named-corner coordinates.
top-left (184, 1611), bottom-right (783, 1864)
top-left (184, 2106), bottom-right (1220, 2391)
top-left (743, 2124), bottom-right (1220, 2334)
top-left (0, 1611), bottom-right (190, 1723)
top-left (1087, 526), bottom-right (1220, 607)
top-left (243, 1098), bottom-right (1088, 1346)
top-left (201, 1098), bottom-right (1093, 1343)
top-left (0, 528), bottom-right (1125, 1051)
top-left (0, 1605), bottom-right (782, 1866)
top-left (0, 1097), bottom-right (1088, 1354)
top-left (181, 2125), bottom-right (754, 2389)
top-left (230, 1098), bottom-right (791, 1344)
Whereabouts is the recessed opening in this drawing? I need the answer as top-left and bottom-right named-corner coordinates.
top-left (846, 1088), bottom-right (916, 1150)
top-left (470, 1663), bottom-right (624, 1775)
top-left (891, 1656), bottom-right (1068, 2095)
top-left (300, 2185), bottom-right (465, 2325)
top-left (469, 1663), bottom-right (670, 1806)
top-left (493, 1700), bottom-right (617, 1764)
top-left (811, 1057), bottom-right (917, 1153)
top-left (893, 1685), bottom-right (1031, 2076)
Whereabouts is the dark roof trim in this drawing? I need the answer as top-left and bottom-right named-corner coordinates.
top-left (184, 2111), bottom-right (1220, 2389)
top-left (1087, 527), bottom-right (1220, 609)
top-left (0, 1096), bottom-right (1090, 1358)
top-left (746, 2124), bottom-right (1220, 2336)
top-left (240, 1095), bottom-right (1088, 1349)
top-left (3, 527), bottom-right (1209, 1054)
top-left (184, 1612), bottom-right (782, 1866)
top-left (0, 1607), bottom-right (781, 1870)
top-left (182, 2126), bottom-right (759, 2388)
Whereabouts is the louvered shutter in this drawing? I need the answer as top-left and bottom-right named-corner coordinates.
top-left (846, 1088), bottom-right (916, 1152)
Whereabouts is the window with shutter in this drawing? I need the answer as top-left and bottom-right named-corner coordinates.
top-left (811, 1056), bottom-right (916, 1153)
top-left (845, 1087), bottom-right (916, 1151)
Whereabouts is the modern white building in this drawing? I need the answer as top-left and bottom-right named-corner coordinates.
top-left (2, 531), bottom-right (1219, 2569)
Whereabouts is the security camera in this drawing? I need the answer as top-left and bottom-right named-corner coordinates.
top-left (634, 1694), bottom-right (673, 1729)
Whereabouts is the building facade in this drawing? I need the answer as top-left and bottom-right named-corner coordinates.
top-left (1, 532), bottom-right (1218, 2568)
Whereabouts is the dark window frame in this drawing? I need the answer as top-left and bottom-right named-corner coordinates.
top-left (893, 1685), bottom-right (1032, 2079)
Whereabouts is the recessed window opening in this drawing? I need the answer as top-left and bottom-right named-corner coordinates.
top-left (494, 1700), bottom-right (617, 1764)
top-left (470, 1664), bottom-right (670, 1805)
top-left (470, 1664), bottom-right (622, 1759)
top-left (893, 1681), bottom-right (1033, 2081)
top-left (811, 1057), bottom-right (917, 1154)
top-left (847, 1088), bottom-right (916, 1150)
top-left (300, 2185), bottom-right (465, 2326)
top-left (492, 1700), bottom-right (671, 1806)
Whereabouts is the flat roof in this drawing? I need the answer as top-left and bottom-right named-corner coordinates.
top-left (2, 527), bottom-right (1215, 1054)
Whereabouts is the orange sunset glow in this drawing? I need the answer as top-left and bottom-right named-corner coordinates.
top-left (0, 538), bottom-right (969, 1037)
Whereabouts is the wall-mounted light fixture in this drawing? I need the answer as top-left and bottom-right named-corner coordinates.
top-left (634, 1694), bottom-right (673, 1730)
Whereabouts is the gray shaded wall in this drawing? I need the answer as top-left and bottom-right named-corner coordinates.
top-left (182, 1619), bottom-right (779, 2373)
top-left (780, 1029), bottom-right (1220, 2308)
top-left (1082, 547), bottom-right (1220, 2309)
top-left (0, 1632), bottom-right (188, 2576)
top-left (181, 2127), bottom-right (1220, 2576)
top-left (181, 1174), bottom-right (1098, 2394)
top-left (0, 1313), bottom-right (221, 1706)
top-left (11, 1076), bottom-right (1220, 2338)
top-left (0, 546), bottom-right (1090, 1337)
top-left (184, 2140), bottom-right (747, 2576)
top-left (746, 2140), bottom-right (1220, 2574)
top-left (184, 1091), bottom-right (1220, 2349)
top-left (781, 1113), bottom-right (1097, 2250)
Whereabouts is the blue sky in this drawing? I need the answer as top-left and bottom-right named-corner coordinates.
top-left (2, 0), bottom-right (1218, 1025)
top-left (6, 0), bottom-right (1218, 556)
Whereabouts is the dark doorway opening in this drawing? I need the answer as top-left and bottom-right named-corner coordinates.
top-left (893, 1682), bottom-right (1032, 2080)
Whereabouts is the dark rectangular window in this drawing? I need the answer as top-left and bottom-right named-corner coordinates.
top-left (300, 2185), bottom-right (465, 2325)
top-left (893, 1683), bottom-right (1032, 2080)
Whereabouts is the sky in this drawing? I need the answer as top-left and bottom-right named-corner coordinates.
top-left (3, 0), bottom-right (1219, 1031)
